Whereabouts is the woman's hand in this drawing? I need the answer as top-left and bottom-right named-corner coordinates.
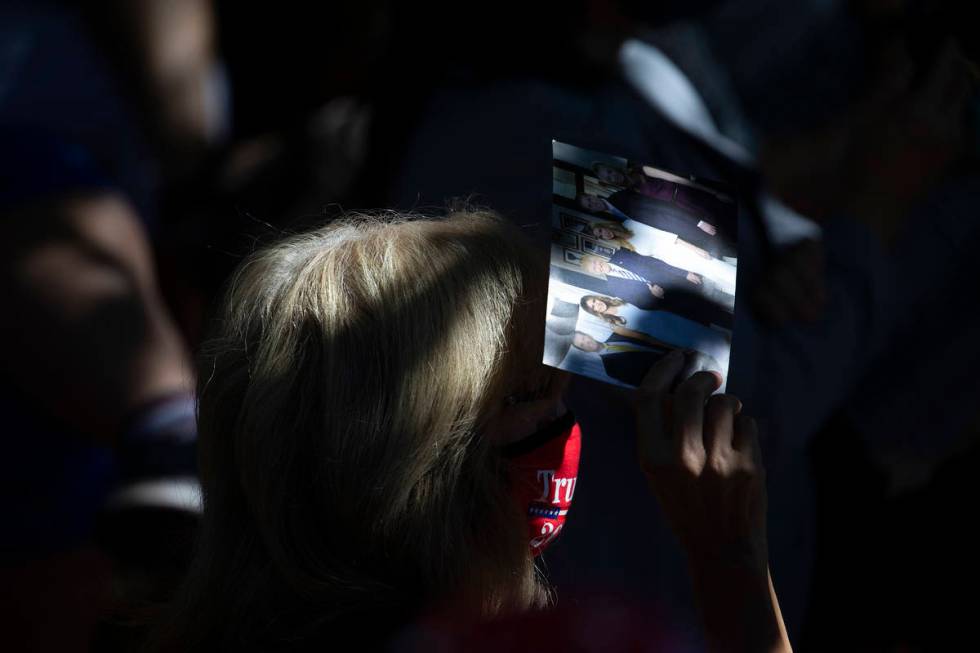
top-left (679, 350), bottom-right (723, 382)
top-left (633, 352), bottom-right (790, 652)
top-left (634, 353), bottom-right (767, 572)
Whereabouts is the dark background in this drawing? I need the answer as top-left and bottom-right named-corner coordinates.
top-left (1, 1), bottom-right (979, 650)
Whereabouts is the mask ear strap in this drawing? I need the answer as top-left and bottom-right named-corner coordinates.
top-left (499, 410), bottom-right (576, 458)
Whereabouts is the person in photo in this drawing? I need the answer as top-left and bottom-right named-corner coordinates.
top-left (577, 191), bottom-right (734, 258)
top-left (591, 162), bottom-right (735, 228)
top-left (569, 331), bottom-right (720, 387)
top-left (579, 294), bottom-right (730, 356)
top-left (581, 244), bottom-right (700, 287)
top-left (579, 220), bottom-right (737, 296)
top-left (580, 253), bottom-right (734, 328)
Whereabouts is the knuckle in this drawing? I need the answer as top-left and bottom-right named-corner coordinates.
top-left (672, 401), bottom-right (698, 428)
top-left (678, 446), bottom-right (705, 474)
top-left (676, 382), bottom-right (709, 409)
top-left (706, 453), bottom-right (732, 478)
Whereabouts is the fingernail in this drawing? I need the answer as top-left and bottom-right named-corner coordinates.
top-left (734, 398), bottom-right (743, 414)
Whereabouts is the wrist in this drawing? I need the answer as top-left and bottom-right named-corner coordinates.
top-left (688, 561), bottom-right (786, 653)
top-left (686, 542), bottom-right (769, 585)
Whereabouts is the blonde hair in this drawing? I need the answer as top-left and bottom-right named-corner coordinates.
top-left (586, 221), bottom-right (635, 252)
top-left (150, 209), bottom-right (551, 651)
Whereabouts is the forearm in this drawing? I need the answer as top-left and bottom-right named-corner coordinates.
top-left (675, 238), bottom-right (710, 258)
top-left (689, 562), bottom-right (791, 653)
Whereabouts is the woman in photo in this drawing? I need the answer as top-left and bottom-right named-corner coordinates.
top-left (579, 293), bottom-right (731, 360)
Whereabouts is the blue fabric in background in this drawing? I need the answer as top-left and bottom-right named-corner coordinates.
top-left (0, 128), bottom-right (110, 212)
top-left (0, 1), bottom-right (157, 221)
top-left (0, 2), bottom-right (153, 561)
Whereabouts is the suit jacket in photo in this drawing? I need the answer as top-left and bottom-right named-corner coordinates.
top-left (608, 248), bottom-right (688, 287)
top-left (604, 275), bottom-right (733, 330)
top-left (599, 333), bottom-right (668, 387)
top-left (606, 189), bottom-right (735, 258)
top-left (635, 176), bottom-right (736, 236)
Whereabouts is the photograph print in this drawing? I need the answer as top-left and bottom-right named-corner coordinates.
top-left (543, 140), bottom-right (739, 390)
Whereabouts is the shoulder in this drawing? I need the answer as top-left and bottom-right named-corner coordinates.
top-left (611, 248), bottom-right (634, 261)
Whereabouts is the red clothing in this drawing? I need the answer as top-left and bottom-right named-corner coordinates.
top-left (395, 594), bottom-right (688, 652)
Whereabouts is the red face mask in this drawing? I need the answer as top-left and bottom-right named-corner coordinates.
top-left (501, 411), bottom-right (581, 556)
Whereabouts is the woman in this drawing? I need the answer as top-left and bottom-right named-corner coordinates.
top-left (146, 209), bottom-right (789, 651)
top-left (582, 220), bottom-right (637, 251)
top-left (579, 293), bottom-right (730, 369)
top-left (579, 295), bottom-right (727, 372)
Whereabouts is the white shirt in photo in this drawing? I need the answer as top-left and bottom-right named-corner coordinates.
top-left (622, 218), bottom-right (737, 295)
